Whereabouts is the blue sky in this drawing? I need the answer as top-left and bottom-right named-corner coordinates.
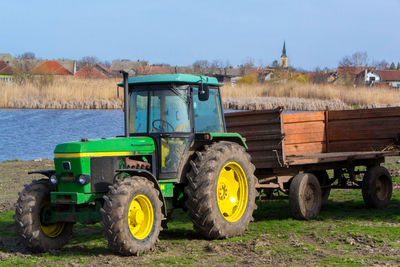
top-left (1, 0), bottom-right (399, 70)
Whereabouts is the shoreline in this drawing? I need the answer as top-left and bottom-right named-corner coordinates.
top-left (2, 96), bottom-right (394, 111)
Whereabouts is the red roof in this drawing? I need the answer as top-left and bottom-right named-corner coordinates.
top-left (376, 70), bottom-right (400, 81)
top-left (30, 60), bottom-right (71, 75)
top-left (337, 66), bottom-right (374, 75)
top-left (74, 64), bottom-right (107, 78)
top-left (0, 60), bottom-right (13, 75)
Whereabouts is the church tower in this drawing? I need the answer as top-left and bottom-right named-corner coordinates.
top-left (280, 41), bottom-right (288, 68)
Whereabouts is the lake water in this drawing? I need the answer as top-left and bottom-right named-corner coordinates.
top-left (0, 109), bottom-right (303, 161)
top-left (0, 109), bottom-right (124, 161)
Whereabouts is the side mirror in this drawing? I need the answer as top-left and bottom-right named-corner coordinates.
top-left (198, 83), bottom-right (209, 101)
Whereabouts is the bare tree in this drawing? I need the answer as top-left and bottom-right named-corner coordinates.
top-left (372, 60), bottom-right (389, 70)
top-left (80, 56), bottom-right (99, 65)
top-left (17, 52), bottom-right (36, 59)
top-left (339, 52), bottom-right (368, 67)
top-left (193, 60), bottom-right (210, 69)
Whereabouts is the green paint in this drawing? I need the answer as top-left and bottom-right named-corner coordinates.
top-left (159, 182), bottom-right (174, 197)
top-left (54, 136), bottom-right (155, 153)
top-left (118, 73), bottom-right (223, 86)
top-left (209, 132), bottom-right (248, 149)
top-left (44, 201), bottom-right (103, 224)
top-left (51, 192), bottom-right (103, 204)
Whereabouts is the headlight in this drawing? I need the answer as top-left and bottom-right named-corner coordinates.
top-left (50, 174), bottom-right (58, 184)
top-left (77, 174), bottom-right (90, 185)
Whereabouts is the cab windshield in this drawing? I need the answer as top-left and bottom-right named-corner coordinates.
top-left (129, 85), bottom-right (191, 134)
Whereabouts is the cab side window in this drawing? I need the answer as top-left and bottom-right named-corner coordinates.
top-left (193, 87), bottom-right (224, 133)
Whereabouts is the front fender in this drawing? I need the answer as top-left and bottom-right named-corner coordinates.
top-left (28, 170), bottom-right (56, 178)
top-left (115, 169), bottom-right (167, 220)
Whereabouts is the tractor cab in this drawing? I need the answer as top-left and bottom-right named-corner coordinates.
top-left (121, 74), bottom-right (225, 180)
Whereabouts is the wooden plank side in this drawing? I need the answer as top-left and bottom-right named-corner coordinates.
top-left (227, 124), bottom-right (282, 136)
top-left (328, 117), bottom-right (400, 141)
top-left (283, 111), bottom-right (325, 123)
top-left (284, 121), bottom-right (325, 135)
top-left (285, 131), bottom-right (326, 144)
top-left (329, 107), bottom-right (400, 121)
top-left (285, 142), bottom-right (326, 156)
top-left (225, 113), bottom-right (281, 127)
top-left (329, 139), bottom-right (394, 152)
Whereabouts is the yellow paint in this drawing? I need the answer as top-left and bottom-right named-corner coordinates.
top-left (216, 162), bottom-right (248, 222)
top-left (160, 184), bottom-right (165, 190)
top-left (54, 151), bottom-right (135, 158)
top-left (128, 195), bottom-right (154, 240)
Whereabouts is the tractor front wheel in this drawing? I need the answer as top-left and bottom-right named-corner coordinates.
top-left (101, 176), bottom-right (163, 255)
top-left (14, 179), bottom-right (73, 252)
top-left (185, 141), bottom-right (257, 239)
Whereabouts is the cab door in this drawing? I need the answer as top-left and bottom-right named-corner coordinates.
top-left (148, 85), bottom-right (193, 179)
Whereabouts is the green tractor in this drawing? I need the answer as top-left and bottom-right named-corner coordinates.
top-left (15, 73), bottom-right (257, 255)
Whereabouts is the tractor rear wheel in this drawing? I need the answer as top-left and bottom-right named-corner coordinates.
top-left (185, 141), bottom-right (257, 239)
top-left (289, 173), bottom-right (322, 220)
top-left (362, 166), bottom-right (392, 208)
top-left (14, 179), bottom-right (73, 252)
top-left (101, 176), bottom-right (163, 255)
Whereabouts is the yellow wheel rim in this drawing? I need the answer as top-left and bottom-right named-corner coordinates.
top-left (128, 195), bottom-right (154, 240)
top-left (40, 202), bottom-right (65, 238)
top-left (217, 162), bottom-right (248, 222)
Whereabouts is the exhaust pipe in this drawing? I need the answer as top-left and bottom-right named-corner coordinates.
top-left (120, 71), bottom-right (129, 138)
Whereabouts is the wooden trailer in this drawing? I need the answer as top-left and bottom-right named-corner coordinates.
top-left (225, 107), bottom-right (400, 219)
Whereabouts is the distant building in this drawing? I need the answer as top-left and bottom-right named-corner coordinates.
top-left (363, 70), bottom-right (400, 88)
top-left (280, 41), bottom-right (288, 68)
top-left (30, 60), bottom-right (72, 75)
top-left (0, 60), bottom-right (14, 81)
top-left (110, 60), bottom-right (149, 75)
top-left (74, 64), bottom-right (107, 78)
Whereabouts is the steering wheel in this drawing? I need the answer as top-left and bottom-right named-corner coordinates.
top-left (152, 119), bottom-right (174, 132)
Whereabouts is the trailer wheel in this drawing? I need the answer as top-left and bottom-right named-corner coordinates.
top-left (101, 176), bottom-right (163, 255)
top-left (185, 141), bottom-right (257, 239)
top-left (362, 166), bottom-right (392, 209)
top-left (289, 173), bottom-right (321, 220)
top-left (311, 171), bottom-right (331, 206)
top-left (14, 179), bottom-right (73, 252)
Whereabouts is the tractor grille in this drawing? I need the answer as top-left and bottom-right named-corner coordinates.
top-left (90, 157), bottom-right (117, 192)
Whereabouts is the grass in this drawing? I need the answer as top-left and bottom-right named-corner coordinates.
top-left (1, 189), bottom-right (399, 266)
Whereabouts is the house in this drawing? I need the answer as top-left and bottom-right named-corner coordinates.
top-left (30, 60), bottom-right (72, 75)
top-left (74, 64), bottom-right (107, 78)
top-left (0, 53), bottom-right (14, 63)
top-left (110, 60), bottom-right (149, 75)
top-left (363, 70), bottom-right (400, 88)
top-left (0, 60), bottom-right (14, 81)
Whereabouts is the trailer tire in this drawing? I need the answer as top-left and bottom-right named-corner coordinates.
top-left (14, 179), bottom-right (73, 252)
top-left (311, 171), bottom-right (331, 206)
top-left (101, 176), bottom-right (163, 255)
top-left (289, 173), bottom-right (321, 220)
top-left (362, 166), bottom-right (392, 209)
top-left (185, 141), bottom-right (257, 239)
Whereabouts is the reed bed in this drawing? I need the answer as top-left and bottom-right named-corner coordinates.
top-left (1, 77), bottom-right (400, 110)
top-left (0, 76), bottom-right (121, 108)
top-left (221, 82), bottom-right (400, 107)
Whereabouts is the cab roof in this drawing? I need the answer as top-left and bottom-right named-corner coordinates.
top-left (118, 73), bottom-right (223, 86)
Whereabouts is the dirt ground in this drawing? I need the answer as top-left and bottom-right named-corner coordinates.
top-left (0, 160), bottom-right (399, 266)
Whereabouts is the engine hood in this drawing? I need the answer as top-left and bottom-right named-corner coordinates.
top-left (54, 137), bottom-right (155, 158)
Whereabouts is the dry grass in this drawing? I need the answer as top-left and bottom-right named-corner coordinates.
top-left (2, 77), bottom-right (400, 109)
top-left (221, 82), bottom-right (400, 107)
top-left (0, 76), bottom-right (121, 108)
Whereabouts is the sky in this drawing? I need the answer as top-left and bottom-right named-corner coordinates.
top-left (1, 0), bottom-right (399, 70)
